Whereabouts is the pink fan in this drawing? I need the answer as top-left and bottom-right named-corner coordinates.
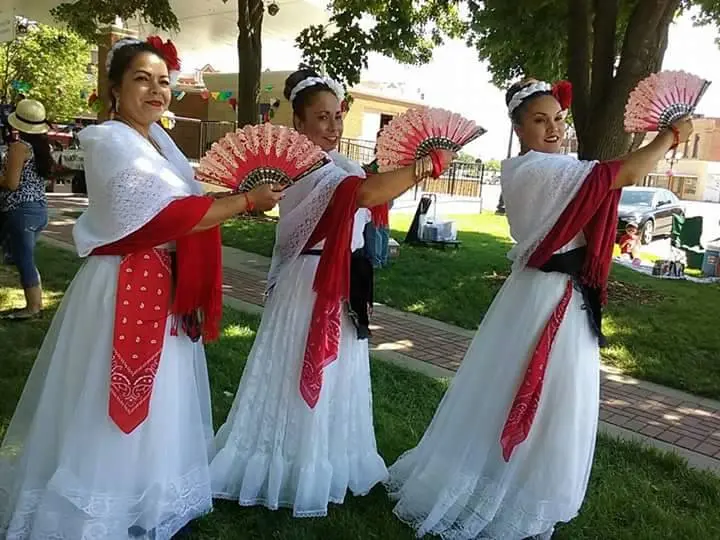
top-left (624, 70), bottom-right (710, 133)
top-left (196, 124), bottom-right (330, 192)
top-left (376, 108), bottom-right (486, 172)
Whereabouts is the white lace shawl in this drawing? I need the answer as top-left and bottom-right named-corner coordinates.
top-left (73, 121), bottom-right (203, 257)
top-left (266, 150), bottom-right (366, 293)
top-left (501, 150), bottom-right (597, 272)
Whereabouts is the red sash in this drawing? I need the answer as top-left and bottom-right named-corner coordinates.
top-left (92, 196), bottom-right (222, 434)
top-left (500, 161), bottom-right (621, 461)
top-left (300, 176), bottom-right (364, 408)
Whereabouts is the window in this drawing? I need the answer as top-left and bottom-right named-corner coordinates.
top-left (684, 179), bottom-right (697, 196)
top-left (380, 114), bottom-right (394, 129)
top-left (692, 134), bottom-right (700, 158)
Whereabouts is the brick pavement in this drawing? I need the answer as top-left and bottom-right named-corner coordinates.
top-left (43, 195), bottom-right (720, 465)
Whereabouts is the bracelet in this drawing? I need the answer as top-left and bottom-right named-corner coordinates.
top-left (414, 155), bottom-right (434, 183)
top-left (669, 126), bottom-right (680, 150)
top-left (243, 192), bottom-right (255, 213)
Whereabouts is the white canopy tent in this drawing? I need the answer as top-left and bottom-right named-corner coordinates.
top-left (3, 0), bottom-right (330, 71)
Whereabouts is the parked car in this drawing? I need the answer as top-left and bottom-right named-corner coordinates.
top-left (617, 186), bottom-right (685, 244)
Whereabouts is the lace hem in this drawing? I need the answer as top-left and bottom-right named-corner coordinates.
top-left (385, 453), bottom-right (579, 539)
top-left (213, 492), bottom-right (343, 518)
top-left (211, 446), bottom-right (387, 518)
top-left (0, 466), bottom-right (212, 539)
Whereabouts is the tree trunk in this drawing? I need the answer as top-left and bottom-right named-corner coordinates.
top-left (236, 0), bottom-right (263, 126)
top-left (570, 0), bottom-right (679, 160)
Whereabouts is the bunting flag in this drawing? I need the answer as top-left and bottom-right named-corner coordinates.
top-left (11, 80), bottom-right (31, 92)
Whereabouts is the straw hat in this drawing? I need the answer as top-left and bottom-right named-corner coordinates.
top-left (8, 99), bottom-right (49, 135)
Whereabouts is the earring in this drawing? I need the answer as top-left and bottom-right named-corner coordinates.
top-left (115, 97), bottom-right (120, 113)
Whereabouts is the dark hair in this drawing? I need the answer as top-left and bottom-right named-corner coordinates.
top-left (107, 41), bottom-right (165, 112)
top-left (505, 78), bottom-right (552, 125)
top-left (283, 68), bottom-right (336, 122)
top-left (19, 132), bottom-right (53, 179)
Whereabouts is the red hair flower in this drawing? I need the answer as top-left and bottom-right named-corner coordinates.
top-left (146, 35), bottom-right (181, 72)
top-left (551, 80), bottom-right (572, 111)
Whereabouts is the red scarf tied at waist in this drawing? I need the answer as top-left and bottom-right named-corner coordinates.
top-left (92, 195), bottom-right (223, 434)
top-left (300, 176), bottom-right (364, 408)
top-left (500, 161), bottom-right (622, 462)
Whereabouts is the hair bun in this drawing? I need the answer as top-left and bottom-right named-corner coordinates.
top-left (283, 68), bottom-right (321, 101)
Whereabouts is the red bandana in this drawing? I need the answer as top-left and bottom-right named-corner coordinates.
top-left (92, 196), bottom-right (222, 434)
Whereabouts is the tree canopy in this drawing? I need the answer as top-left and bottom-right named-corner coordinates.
top-left (51, 0), bottom-right (179, 43)
top-left (297, 0), bottom-right (466, 87)
top-left (51, 0), bottom-right (720, 158)
top-left (0, 23), bottom-right (93, 121)
top-left (298, 0), bottom-right (720, 159)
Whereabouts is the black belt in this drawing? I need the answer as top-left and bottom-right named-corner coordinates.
top-left (536, 247), bottom-right (606, 347)
top-left (301, 248), bottom-right (374, 340)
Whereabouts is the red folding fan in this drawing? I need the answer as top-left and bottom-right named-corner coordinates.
top-left (196, 124), bottom-right (330, 192)
top-left (624, 70), bottom-right (710, 133)
top-left (375, 107), bottom-right (486, 172)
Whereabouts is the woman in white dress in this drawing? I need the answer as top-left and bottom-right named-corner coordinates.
top-left (0, 37), bottom-right (281, 539)
top-left (210, 69), bottom-right (454, 518)
top-left (385, 79), bottom-right (694, 539)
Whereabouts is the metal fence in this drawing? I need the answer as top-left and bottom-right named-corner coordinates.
top-left (335, 139), bottom-right (495, 198)
top-left (421, 161), bottom-right (486, 198)
top-left (337, 138), bottom-right (375, 164)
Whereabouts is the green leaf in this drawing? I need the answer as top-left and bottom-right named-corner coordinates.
top-left (51, 0), bottom-right (179, 43)
top-left (296, 0), bottom-right (467, 87)
top-left (1, 24), bottom-right (94, 121)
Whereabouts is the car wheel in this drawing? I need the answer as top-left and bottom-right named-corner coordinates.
top-left (641, 219), bottom-right (654, 245)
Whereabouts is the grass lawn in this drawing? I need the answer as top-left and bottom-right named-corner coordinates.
top-left (1, 243), bottom-right (720, 539)
top-left (221, 212), bottom-right (720, 399)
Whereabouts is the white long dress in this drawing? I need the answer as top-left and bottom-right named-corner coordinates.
top-left (386, 151), bottom-right (604, 539)
top-left (210, 152), bottom-right (387, 518)
top-left (0, 121), bottom-right (214, 539)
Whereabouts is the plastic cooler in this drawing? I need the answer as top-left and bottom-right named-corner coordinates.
top-left (702, 241), bottom-right (720, 277)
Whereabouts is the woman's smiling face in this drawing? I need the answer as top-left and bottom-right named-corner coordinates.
top-left (113, 51), bottom-right (171, 127)
top-left (294, 90), bottom-right (343, 152)
top-left (515, 94), bottom-right (566, 154)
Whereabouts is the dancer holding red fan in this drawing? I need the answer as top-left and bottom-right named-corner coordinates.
top-left (210, 69), bottom-right (461, 517)
top-left (385, 77), bottom-right (693, 539)
top-left (0, 37), bottom-right (281, 538)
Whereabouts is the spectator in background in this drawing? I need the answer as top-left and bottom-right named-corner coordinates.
top-left (618, 221), bottom-right (642, 261)
top-left (0, 99), bottom-right (52, 320)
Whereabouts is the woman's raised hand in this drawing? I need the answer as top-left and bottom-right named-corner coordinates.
top-left (671, 116), bottom-right (694, 144)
